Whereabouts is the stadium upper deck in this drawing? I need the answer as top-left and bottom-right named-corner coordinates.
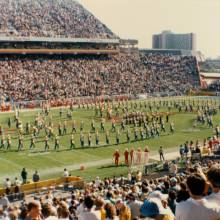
top-left (0, 0), bottom-right (117, 39)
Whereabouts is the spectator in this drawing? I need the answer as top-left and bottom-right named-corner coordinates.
top-left (78, 195), bottom-right (101, 220)
top-left (33, 171), bottom-right (40, 183)
top-left (127, 193), bottom-right (143, 220)
top-left (14, 177), bottom-right (21, 193)
top-left (140, 198), bottom-right (174, 220)
top-left (206, 164), bottom-right (220, 204)
top-left (21, 168), bottom-right (27, 184)
top-left (63, 168), bottom-right (69, 177)
top-left (25, 201), bottom-right (42, 220)
top-left (4, 178), bottom-right (11, 195)
top-left (104, 203), bottom-right (119, 220)
top-left (175, 174), bottom-right (220, 220)
top-left (115, 199), bottom-right (131, 220)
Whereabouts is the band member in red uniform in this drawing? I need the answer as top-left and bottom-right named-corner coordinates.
top-left (113, 149), bottom-right (120, 166)
top-left (130, 148), bottom-right (134, 164)
top-left (136, 147), bottom-right (142, 164)
top-left (124, 148), bottom-right (129, 166)
top-left (144, 146), bottom-right (150, 165)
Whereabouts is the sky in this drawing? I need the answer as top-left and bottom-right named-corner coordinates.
top-left (78, 0), bottom-right (220, 58)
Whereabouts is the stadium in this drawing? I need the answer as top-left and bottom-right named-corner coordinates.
top-left (0, 0), bottom-right (219, 219)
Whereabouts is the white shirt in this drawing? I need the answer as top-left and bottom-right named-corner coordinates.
top-left (129, 200), bottom-right (143, 220)
top-left (63, 171), bottom-right (69, 177)
top-left (78, 210), bottom-right (101, 220)
top-left (206, 191), bottom-right (220, 205)
top-left (175, 197), bottom-right (220, 220)
top-left (4, 180), bottom-right (11, 188)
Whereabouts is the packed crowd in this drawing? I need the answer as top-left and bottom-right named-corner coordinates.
top-left (0, 0), bottom-right (115, 39)
top-left (207, 80), bottom-right (220, 92)
top-left (0, 53), bottom-right (199, 102)
top-left (0, 159), bottom-right (220, 220)
top-left (140, 54), bottom-right (200, 95)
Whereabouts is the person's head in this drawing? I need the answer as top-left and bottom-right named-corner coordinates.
top-left (168, 190), bottom-right (177, 201)
top-left (207, 164), bottom-right (220, 191)
top-left (27, 201), bottom-right (41, 218)
top-left (105, 203), bottom-right (117, 219)
top-left (186, 174), bottom-right (206, 197)
top-left (84, 196), bottom-right (94, 210)
top-left (57, 202), bottom-right (69, 219)
top-left (41, 203), bottom-right (56, 218)
top-left (140, 198), bottom-right (166, 218)
top-left (170, 177), bottom-right (177, 187)
top-left (94, 198), bottom-right (105, 210)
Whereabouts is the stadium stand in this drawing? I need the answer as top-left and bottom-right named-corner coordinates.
top-left (0, 0), bottom-right (200, 103)
top-left (0, 160), bottom-right (219, 220)
top-left (0, 53), bottom-right (199, 102)
top-left (0, 0), bottom-right (116, 39)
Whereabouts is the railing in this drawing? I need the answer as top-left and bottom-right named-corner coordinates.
top-left (0, 176), bottom-right (84, 196)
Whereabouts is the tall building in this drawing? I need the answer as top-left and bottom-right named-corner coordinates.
top-left (152, 30), bottom-right (196, 51)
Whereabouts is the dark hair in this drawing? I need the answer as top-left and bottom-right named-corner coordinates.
top-left (168, 190), bottom-right (177, 200)
top-left (186, 174), bottom-right (205, 196)
top-left (207, 165), bottom-right (220, 188)
top-left (105, 203), bottom-right (116, 219)
top-left (84, 196), bottom-right (94, 210)
top-left (27, 201), bottom-right (40, 211)
top-left (41, 203), bottom-right (53, 218)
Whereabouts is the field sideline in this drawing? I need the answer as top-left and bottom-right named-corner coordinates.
top-left (0, 97), bottom-right (219, 182)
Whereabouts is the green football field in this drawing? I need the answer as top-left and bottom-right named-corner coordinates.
top-left (0, 96), bottom-right (219, 183)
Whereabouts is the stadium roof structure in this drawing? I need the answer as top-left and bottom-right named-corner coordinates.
top-left (200, 72), bottom-right (220, 79)
top-left (0, 36), bottom-right (120, 44)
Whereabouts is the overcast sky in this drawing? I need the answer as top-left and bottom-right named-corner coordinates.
top-left (78, 0), bottom-right (220, 58)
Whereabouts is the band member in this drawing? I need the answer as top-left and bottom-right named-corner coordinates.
top-left (111, 119), bottom-right (116, 132)
top-left (80, 121), bottom-right (84, 131)
top-left (0, 135), bottom-right (5, 149)
top-left (29, 134), bottom-right (35, 150)
top-left (159, 146), bottom-right (165, 161)
top-left (18, 135), bottom-right (24, 151)
top-left (105, 130), bottom-right (110, 145)
top-left (54, 135), bottom-right (60, 151)
top-left (80, 132), bottom-right (84, 148)
top-left (59, 107), bottom-right (63, 117)
top-left (58, 122), bottom-right (62, 136)
top-left (136, 148), bottom-right (142, 164)
top-left (72, 120), bottom-right (77, 133)
top-left (88, 133), bottom-right (92, 147)
top-left (26, 122), bottom-right (31, 135)
top-left (126, 129), bottom-right (131, 143)
top-left (144, 146), bottom-right (150, 165)
top-left (45, 136), bottom-right (49, 151)
top-left (91, 120), bottom-right (96, 132)
top-left (63, 121), bottom-right (67, 135)
top-left (130, 148), bottom-right (134, 164)
top-left (116, 129), bottom-right (120, 145)
top-left (170, 122), bottom-right (174, 133)
top-left (215, 125), bottom-right (220, 137)
top-left (134, 128), bottom-right (138, 141)
top-left (8, 118), bottom-right (11, 128)
top-left (95, 131), bottom-right (99, 145)
top-left (100, 118), bottom-right (105, 132)
top-left (124, 148), bottom-right (129, 166)
top-left (70, 134), bottom-right (75, 150)
top-left (113, 149), bottom-right (120, 166)
top-left (6, 135), bottom-right (11, 150)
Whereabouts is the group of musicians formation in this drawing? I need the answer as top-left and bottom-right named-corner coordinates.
top-left (0, 98), bottom-right (219, 152)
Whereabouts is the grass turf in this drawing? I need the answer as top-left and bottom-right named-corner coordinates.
top-left (0, 97), bottom-right (219, 182)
